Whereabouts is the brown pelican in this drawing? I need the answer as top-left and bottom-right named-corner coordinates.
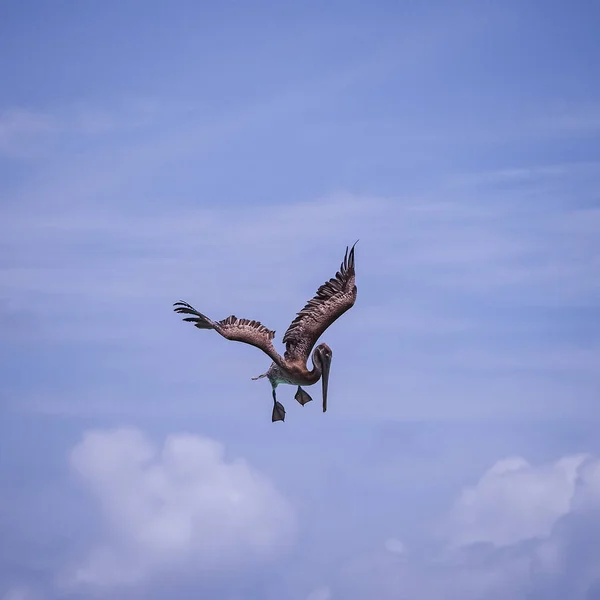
top-left (173, 242), bottom-right (358, 422)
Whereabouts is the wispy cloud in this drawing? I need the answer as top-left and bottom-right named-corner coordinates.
top-left (1, 586), bottom-right (41, 600)
top-left (0, 102), bottom-right (177, 168)
top-left (0, 108), bottom-right (58, 158)
top-left (532, 104), bottom-right (600, 137)
top-left (3, 162), bottom-right (598, 419)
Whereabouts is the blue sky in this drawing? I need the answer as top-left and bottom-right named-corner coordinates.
top-left (1, 1), bottom-right (600, 598)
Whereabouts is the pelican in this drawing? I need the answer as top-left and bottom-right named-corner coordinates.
top-left (173, 242), bottom-right (358, 422)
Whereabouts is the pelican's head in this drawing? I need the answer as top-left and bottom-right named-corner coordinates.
top-left (314, 343), bottom-right (333, 412)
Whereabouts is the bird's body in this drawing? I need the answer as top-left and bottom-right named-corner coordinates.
top-left (259, 362), bottom-right (314, 388)
top-left (174, 242), bottom-right (358, 422)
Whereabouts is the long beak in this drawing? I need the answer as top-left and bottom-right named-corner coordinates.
top-left (321, 355), bottom-right (331, 413)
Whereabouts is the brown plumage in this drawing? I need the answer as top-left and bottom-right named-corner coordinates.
top-left (283, 242), bottom-right (357, 363)
top-left (173, 241), bottom-right (358, 422)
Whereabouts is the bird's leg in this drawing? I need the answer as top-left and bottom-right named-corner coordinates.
top-left (294, 386), bottom-right (313, 406)
top-left (271, 388), bottom-right (286, 422)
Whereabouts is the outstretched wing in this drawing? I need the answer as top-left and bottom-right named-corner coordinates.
top-left (173, 301), bottom-right (283, 364)
top-left (283, 242), bottom-right (358, 362)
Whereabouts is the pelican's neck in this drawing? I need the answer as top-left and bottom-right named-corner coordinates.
top-left (304, 350), bottom-right (322, 384)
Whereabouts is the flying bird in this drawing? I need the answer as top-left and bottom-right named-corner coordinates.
top-left (173, 242), bottom-right (358, 422)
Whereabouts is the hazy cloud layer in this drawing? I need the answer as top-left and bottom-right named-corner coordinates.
top-left (1, 2), bottom-right (599, 599)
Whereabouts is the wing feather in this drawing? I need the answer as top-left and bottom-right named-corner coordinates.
top-left (283, 242), bottom-right (358, 362)
top-left (174, 301), bottom-right (282, 364)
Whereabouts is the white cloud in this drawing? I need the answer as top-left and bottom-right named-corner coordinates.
top-left (306, 586), bottom-right (332, 600)
top-left (333, 453), bottom-right (600, 600)
top-left (384, 538), bottom-right (406, 555)
top-left (444, 454), bottom-right (588, 547)
top-left (67, 428), bottom-right (296, 587)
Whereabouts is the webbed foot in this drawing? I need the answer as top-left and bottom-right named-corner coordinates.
top-left (272, 401), bottom-right (286, 422)
top-left (294, 386), bottom-right (313, 406)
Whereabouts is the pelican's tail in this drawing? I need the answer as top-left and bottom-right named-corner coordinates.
top-left (173, 301), bottom-right (217, 330)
